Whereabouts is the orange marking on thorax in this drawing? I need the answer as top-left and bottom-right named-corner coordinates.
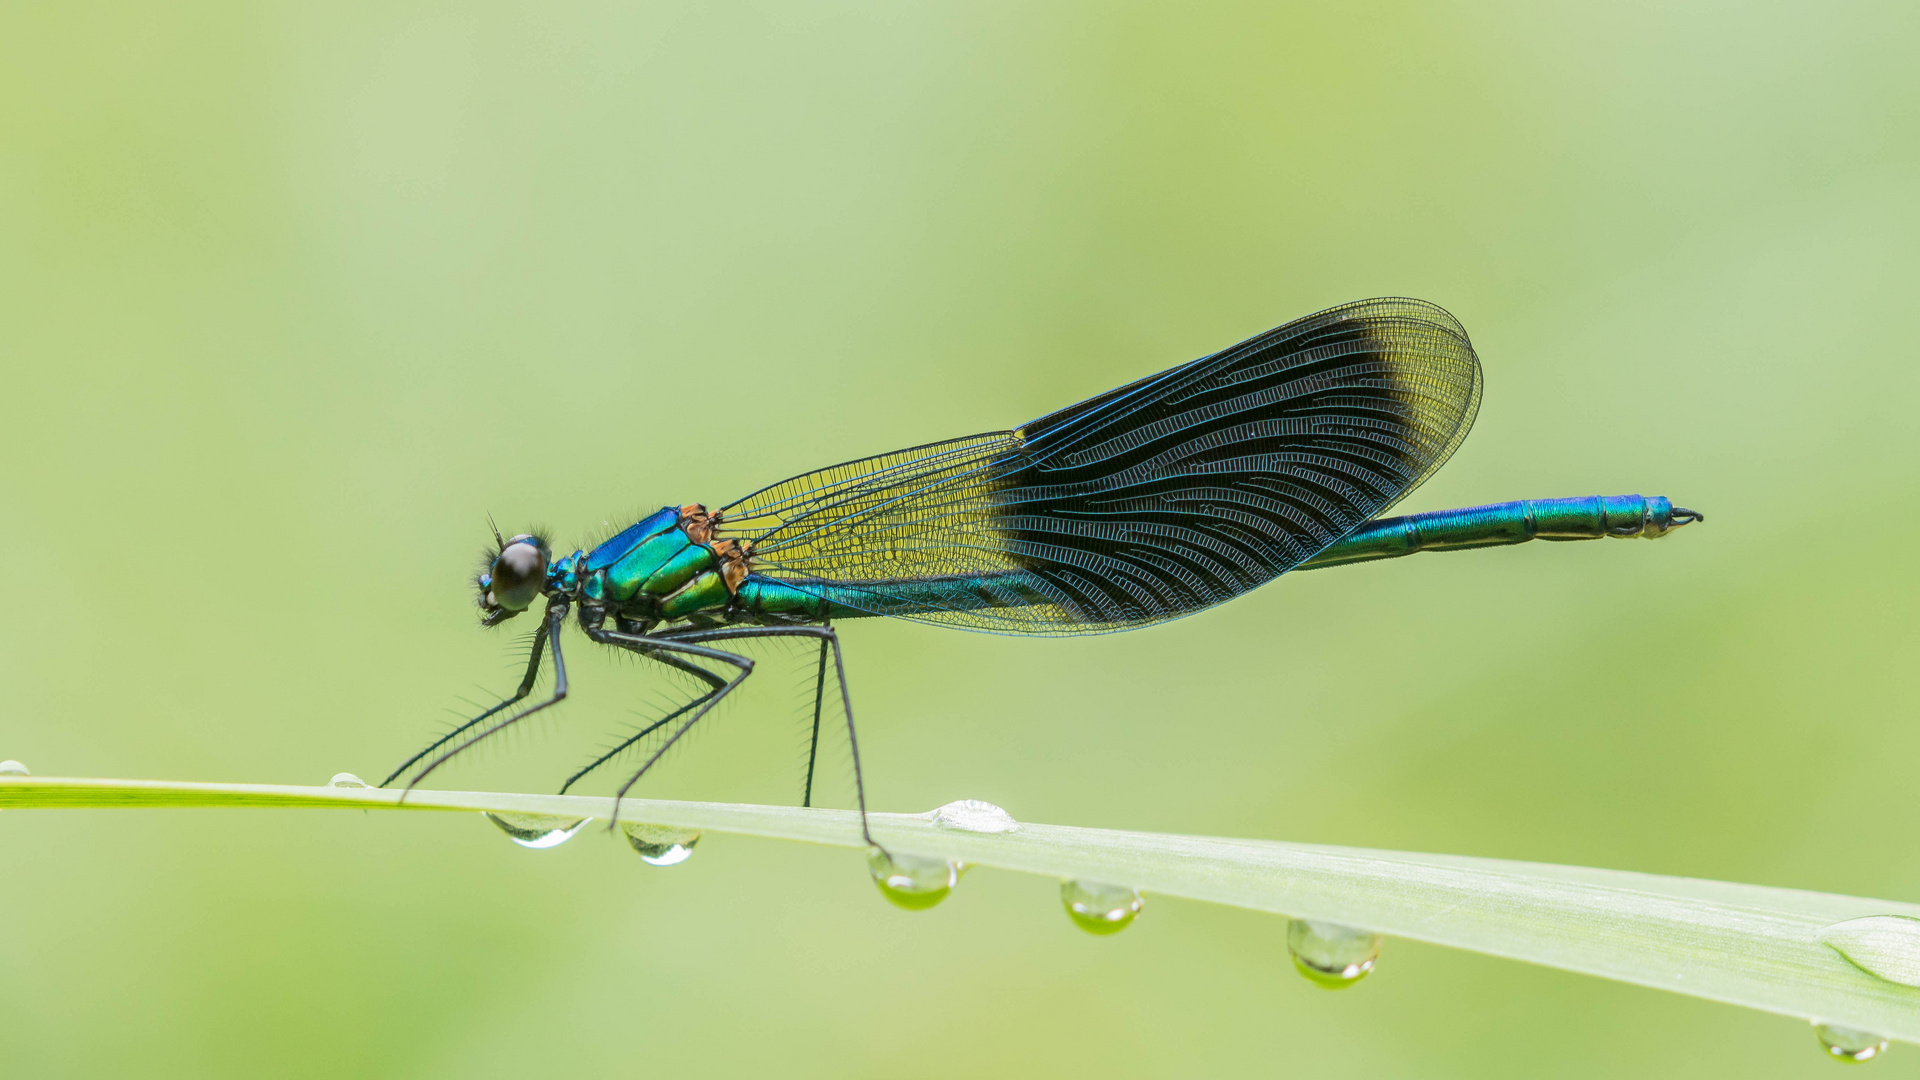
top-left (709, 538), bottom-right (752, 595)
top-left (678, 503), bottom-right (715, 543)
top-left (679, 503), bottom-right (749, 595)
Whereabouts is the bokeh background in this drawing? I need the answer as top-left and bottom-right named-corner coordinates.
top-left (4, 2), bottom-right (1919, 1076)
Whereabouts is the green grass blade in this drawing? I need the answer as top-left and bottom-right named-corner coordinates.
top-left (5, 775), bottom-right (1918, 1038)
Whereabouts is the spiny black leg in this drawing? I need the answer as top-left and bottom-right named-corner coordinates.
top-left (660, 625), bottom-right (879, 851)
top-left (558, 647), bottom-right (725, 795)
top-left (559, 692), bottom-right (712, 795)
top-left (403, 599), bottom-right (571, 792)
top-left (381, 618), bottom-right (550, 788)
top-left (802, 635), bottom-right (829, 809)
top-left (588, 628), bottom-right (759, 828)
top-left (820, 629), bottom-right (877, 851)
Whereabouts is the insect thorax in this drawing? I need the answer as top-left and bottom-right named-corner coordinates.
top-left (575, 504), bottom-right (752, 626)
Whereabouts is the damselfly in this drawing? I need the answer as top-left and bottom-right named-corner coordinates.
top-left (384, 298), bottom-right (1701, 843)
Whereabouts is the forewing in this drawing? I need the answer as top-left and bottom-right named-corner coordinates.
top-left (725, 297), bottom-right (1481, 635)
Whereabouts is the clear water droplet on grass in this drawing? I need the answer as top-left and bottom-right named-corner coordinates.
top-left (484, 811), bottom-right (588, 849)
top-left (1814, 1022), bottom-right (1888, 1063)
top-left (1288, 919), bottom-right (1382, 988)
top-left (868, 847), bottom-right (960, 910)
top-left (1060, 880), bottom-right (1144, 935)
top-left (0, 759), bottom-right (26, 810)
top-left (1818, 916), bottom-right (1920, 987)
top-left (622, 822), bottom-right (700, 866)
top-left (928, 798), bottom-right (1019, 833)
top-left (327, 772), bottom-right (369, 788)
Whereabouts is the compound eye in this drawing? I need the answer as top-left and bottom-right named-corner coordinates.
top-left (488, 536), bottom-right (550, 612)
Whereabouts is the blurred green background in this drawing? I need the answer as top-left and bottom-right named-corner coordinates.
top-left (3, 1), bottom-right (1918, 1076)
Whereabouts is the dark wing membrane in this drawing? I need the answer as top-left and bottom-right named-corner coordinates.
top-left (725, 297), bottom-right (1482, 635)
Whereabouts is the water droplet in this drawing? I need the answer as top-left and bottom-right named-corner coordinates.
top-left (928, 798), bottom-right (1019, 833)
top-left (484, 811), bottom-right (588, 849)
top-left (622, 822), bottom-right (700, 866)
top-left (1818, 915), bottom-right (1920, 987)
top-left (1814, 1022), bottom-right (1888, 1063)
top-left (867, 847), bottom-right (960, 910)
top-left (1060, 880), bottom-right (1144, 935)
top-left (327, 772), bottom-right (369, 788)
top-left (1287, 919), bottom-right (1382, 989)
top-left (0, 760), bottom-right (25, 810)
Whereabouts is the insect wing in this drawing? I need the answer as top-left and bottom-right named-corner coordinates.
top-left (728, 297), bottom-right (1482, 634)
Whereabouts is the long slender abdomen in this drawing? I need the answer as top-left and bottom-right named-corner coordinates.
top-left (1295, 495), bottom-right (1702, 572)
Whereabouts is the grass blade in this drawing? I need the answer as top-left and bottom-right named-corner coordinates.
top-left (5, 774), bottom-right (1917, 1039)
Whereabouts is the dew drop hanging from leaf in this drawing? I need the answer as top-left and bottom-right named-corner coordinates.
top-left (484, 811), bottom-right (588, 849)
top-left (1288, 919), bottom-right (1381, 988)
top-left (868, 848), bottom-right (960, 910)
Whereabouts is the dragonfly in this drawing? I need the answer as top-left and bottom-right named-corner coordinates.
top-left (382, 297), bottom-right (1701, 845)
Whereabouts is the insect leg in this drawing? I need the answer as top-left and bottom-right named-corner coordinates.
top-left (803, 634), bottom-right (829, 809)
top-left (401, 598), bottom-right (571, 792)
top-left (661, 625), bottom-right (878, 850)
top-left (586, 628), bottom-right (761, 827)
top-left (558, 645), bottom-right (726, 795)
top-left (381, 616), bottom-right (551, 788)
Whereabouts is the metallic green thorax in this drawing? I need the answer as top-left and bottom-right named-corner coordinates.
top-left (562, 506), bottom-right (740, 627)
